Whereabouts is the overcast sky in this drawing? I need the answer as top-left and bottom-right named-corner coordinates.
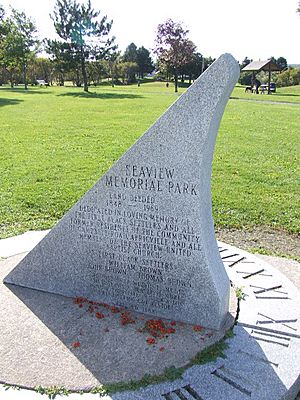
top-left (1, 0), bottom-right (300, 64)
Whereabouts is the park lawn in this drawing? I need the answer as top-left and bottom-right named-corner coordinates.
top-left (0, 83), bottom-right (299, 238)
top-left (231, 84), bottom-right (300, 103)
top-left (213, 98), bottom-right (299, 234)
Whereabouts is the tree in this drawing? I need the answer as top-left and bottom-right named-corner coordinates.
top-left (86, 59), bottom-right (108, 85)
top-left (297, 2), bottom-right (300, 14)
top-left (122, 43), bottom-right (138, 82)
top-left (45, 39), bottom-right (80, 85)
top-left (0, 8), bottom-right (38, 89)
top-left (240, 56), bottom-right (252, 69)
top-left (10, 9), bottom-right (38, 89)
top-left (275, 67), bottom-right (300, 87)
top-left (0, 5), bottom-right (4, 21)
top-left (118, 61), bottom-right (138, 84)
top-left (276, 56), bottom-right (288, 71)
top-left (136, 46), bottom-right (153, 78)
top-left (154, 19), bottom-right (196, 92)
top-left (123, 42), bottom-right (137, 62)
top-left (182, 52), bottom-right (203, 84)
top-left (27, 57), bottom-right (53, 85)
top-left (239, 56), bottom-right (253, 86)
top-left (106, 50), bottom-right (119, 87)
top-left (50, 0), bottom-right (116, 92)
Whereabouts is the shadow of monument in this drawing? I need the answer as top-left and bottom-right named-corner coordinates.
top-left (6, 282), bottom-right (295, 398)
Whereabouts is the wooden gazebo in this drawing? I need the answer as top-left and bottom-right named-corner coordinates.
top-left (242, 59), bottom-right (282, 94)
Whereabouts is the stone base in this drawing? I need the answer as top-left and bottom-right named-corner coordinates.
top-left (0, 253), bottom-right (236, 390)
top-left (1, 239), bottom-right (299, 400)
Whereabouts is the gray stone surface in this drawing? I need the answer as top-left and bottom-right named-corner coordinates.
top-left (0, 253), bottom-right (236, 389)
top-left (4, 54), bottom-right (240, 330)
top-left (1, 235), bottom-right (299, 399)
top-left (0, 230), bottom-right (49, 258)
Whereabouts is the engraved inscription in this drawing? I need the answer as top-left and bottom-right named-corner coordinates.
top-left (105, 165), bottom-right (198, 195)
top-left (67, 164), bottom-right (204, 315)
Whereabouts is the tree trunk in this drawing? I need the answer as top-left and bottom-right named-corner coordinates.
top-left (80, 47), bottom-right (88, 92)
top-left (9, 71), bottom-right (14, 88)
top-left (24, 62), bottom-right (28, 90)
top-left (181, 74), bottom-right (184, 83)
top-left (111, 71), bottom-right (114, 87)
top-left (174, 73), bottom-right (178, 93)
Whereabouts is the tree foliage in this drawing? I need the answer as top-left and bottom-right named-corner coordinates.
top-left (0, 7), bottom-right (38, 88)
top-left (154, 19), bottom-right (196, 92)
top-left (240, 56), bottom-right (252, 69)
top-left (0, 5), bottom-right (4, 21)
top-left (49, 0), bottom-right (116, 91)
top-left (275, 67), bottom-right (300, 87)
top-left (123, 42), bottom-right (137, 62)
top-left (122, 43), bottom-right (153, 81)
top-left (136, 46), bottom-right (153, 78)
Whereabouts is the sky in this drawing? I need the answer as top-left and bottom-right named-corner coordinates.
top-left (1, 0), bottom-right (300, 64)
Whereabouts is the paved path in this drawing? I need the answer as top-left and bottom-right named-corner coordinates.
top-left (230, 97), bottom-right (300, 106)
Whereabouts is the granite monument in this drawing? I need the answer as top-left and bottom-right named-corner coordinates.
top-left (4, 53), bottom-right (240, 330)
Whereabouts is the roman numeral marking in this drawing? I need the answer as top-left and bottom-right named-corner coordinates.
top-left (238, 349), bottom-right (279, 368)
top-left (211, 366), bottom-right (253, 397)
top-left (221, 253), bottom-right (239, 260)
top-left (239, 321), bottom-right (300, 347)
top-left (218, 248), bottom-right (252, 268)
top-left (250, 284), bottom-right (289, 299)
top-left (251, 329), bottom-right (290, 347)
top-left (219, 248), bottom-right (228, 253)
top-left (220, 254), bottom-right (246, 267)
top-left (256, 312), bottom-right (298, 332)
top-left (162, 385), bottom-right (203, 400)
top-left (236, 268), bottom-right (272, 279)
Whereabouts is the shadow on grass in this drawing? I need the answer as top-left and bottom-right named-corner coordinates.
top-left (0, 98), bottom-right (24, 107)
top-left (58, 91), bottom-right (143, 99)
top-left (0, 87), bottom-right (50, 95)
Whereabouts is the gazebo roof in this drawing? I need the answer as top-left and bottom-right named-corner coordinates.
top-left (242, 60), bottom-right (281, 72)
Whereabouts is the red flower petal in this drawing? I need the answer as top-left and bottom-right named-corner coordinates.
top-left (193, 325), bottom-right (204, 332)
top-left (146, 337), bottom-right (156, 345)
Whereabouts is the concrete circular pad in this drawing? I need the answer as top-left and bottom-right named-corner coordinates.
top-left (0, 237), bottom-right (299, 400)
top-left (0, 253), bottom-right (236, 390)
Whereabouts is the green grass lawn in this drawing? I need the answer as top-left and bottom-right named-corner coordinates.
top-left (0, 82), bottom-right (299, 238)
